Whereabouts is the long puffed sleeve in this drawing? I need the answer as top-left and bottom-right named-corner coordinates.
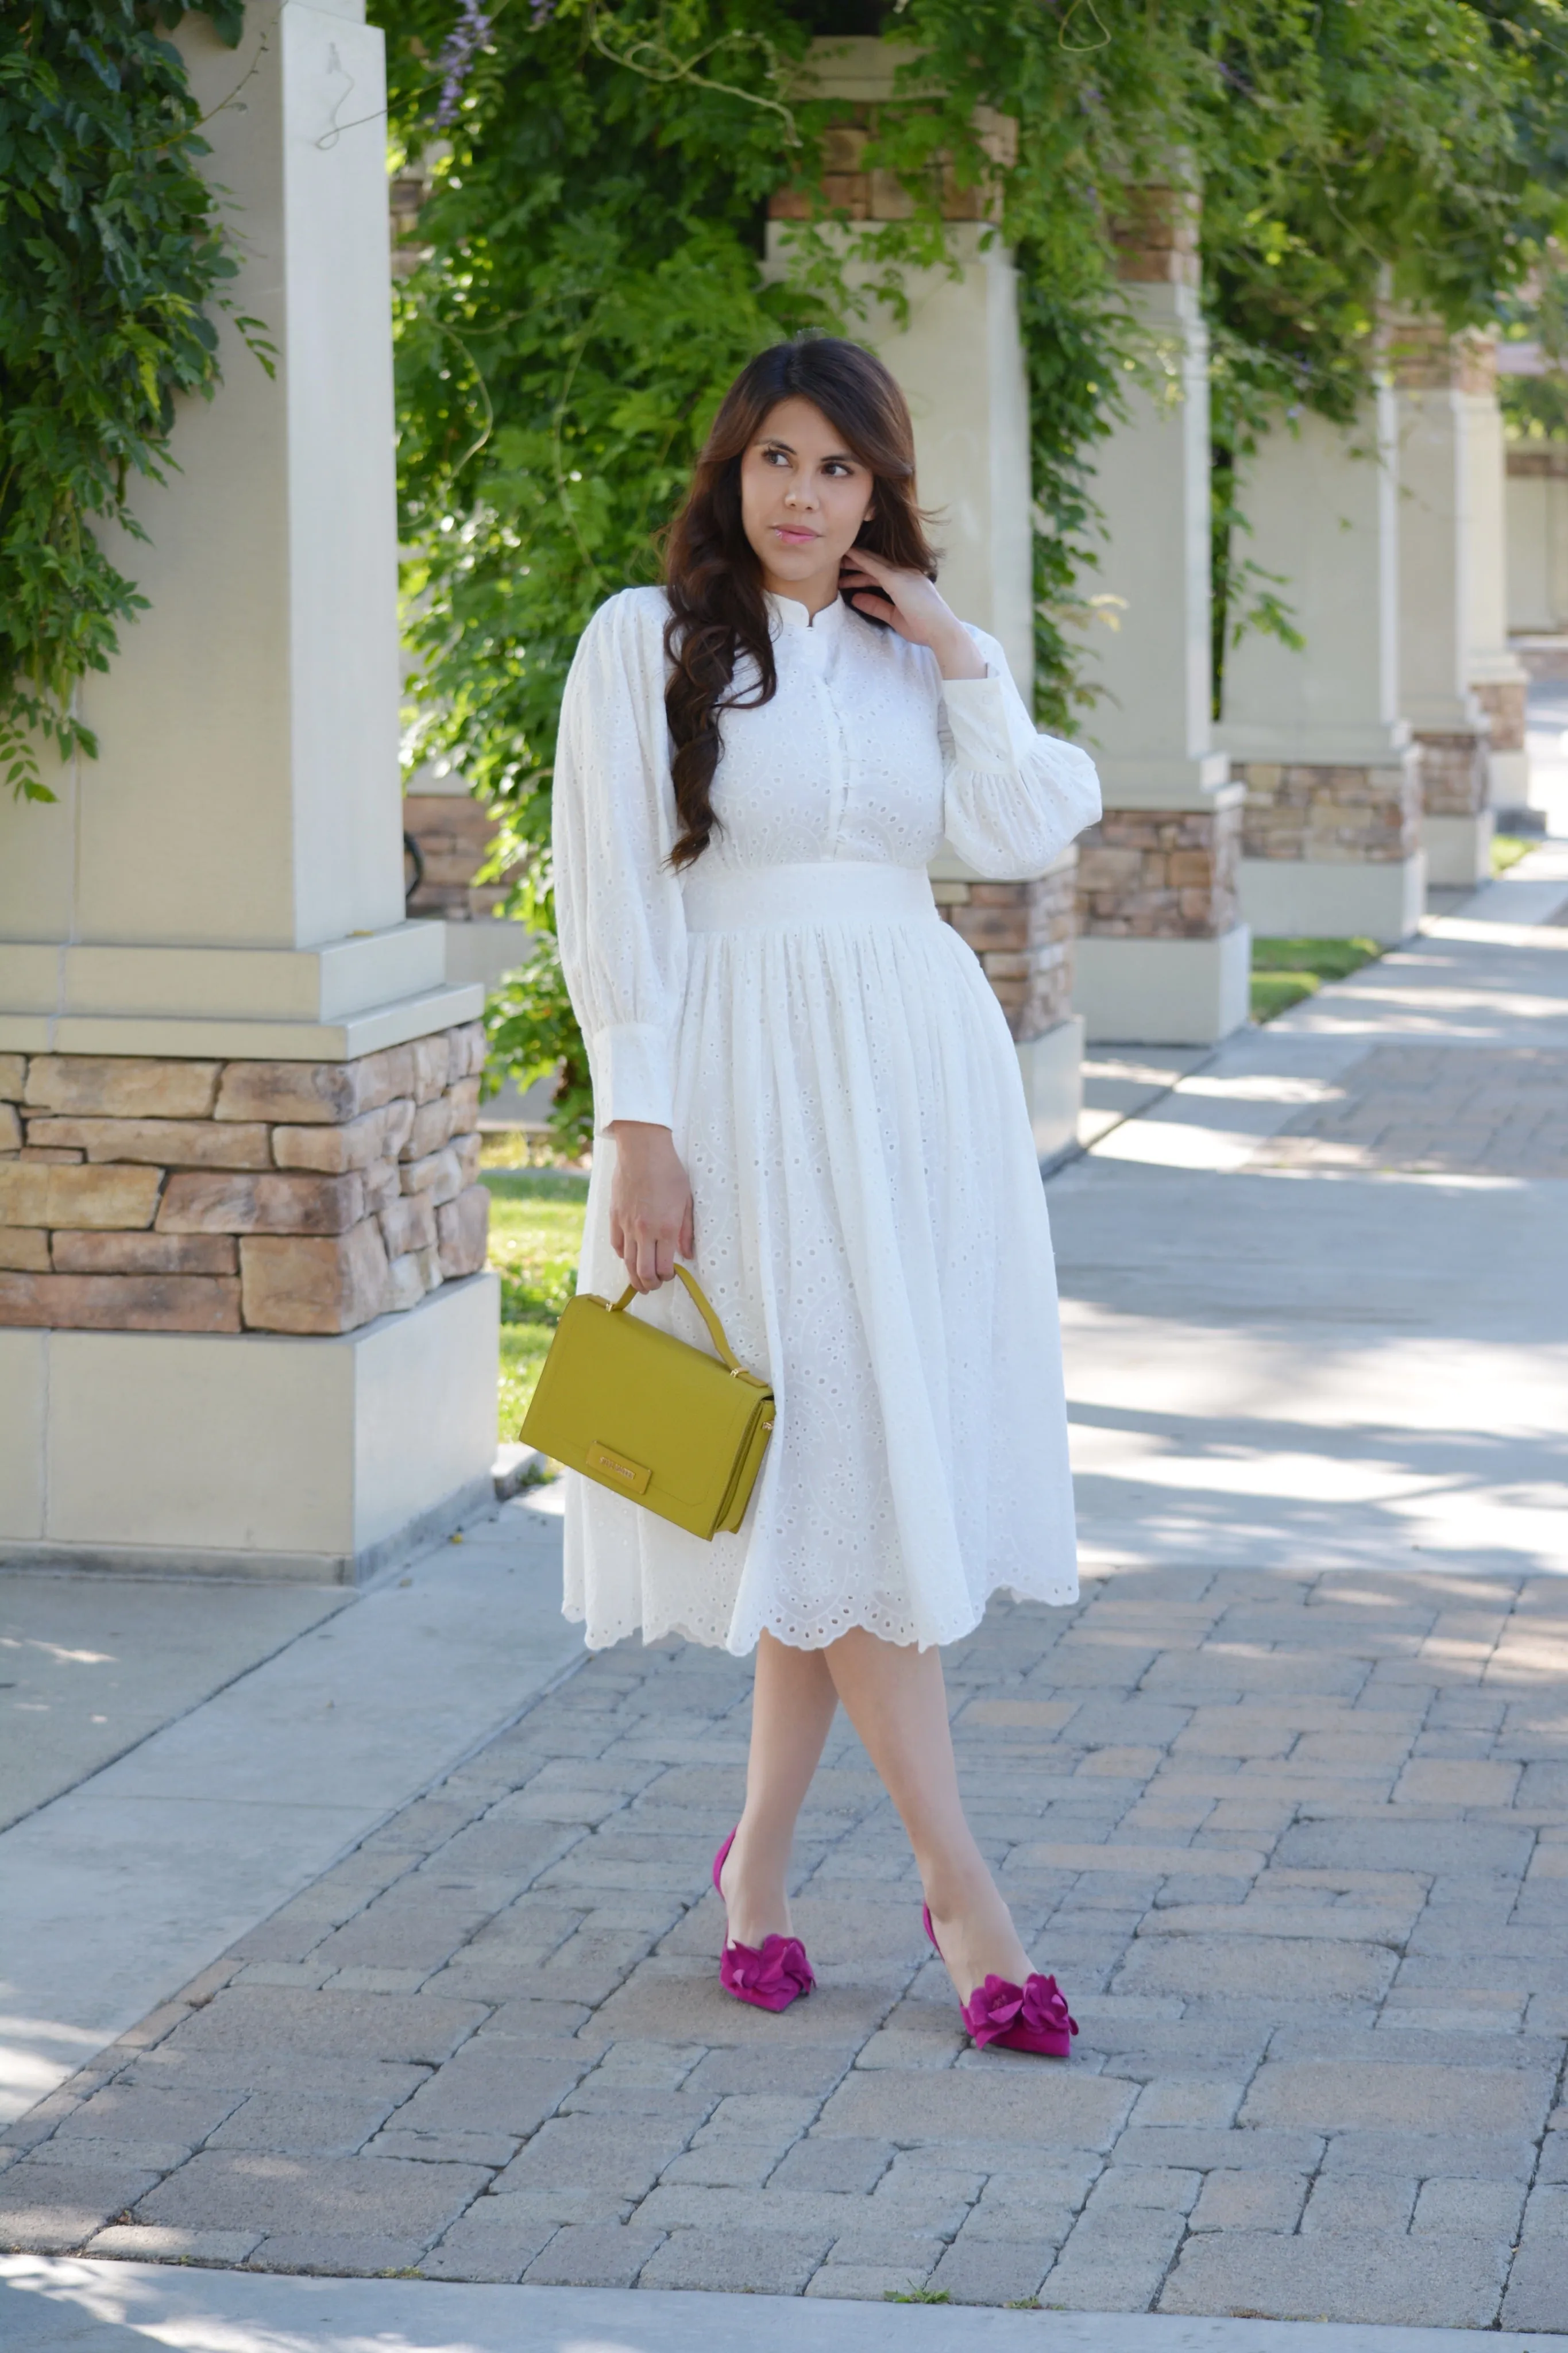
top-left (553, 589), bottom-right (688, 1132)
top-left (939, 626), bottom-right (1102, 878)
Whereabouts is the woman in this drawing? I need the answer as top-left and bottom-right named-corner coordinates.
top-left (553, 336), bottom-right (1100, 2056)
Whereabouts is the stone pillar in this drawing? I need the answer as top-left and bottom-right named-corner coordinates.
top-left (1459, 339), bottom-right (1532, 817)
top-left (0, 2), bottom-right (497, 1581)
top-left (770, 36), bottom-right (1083, 1159)
top-left (1065, 184), bottom-right (1250, 1044)
top-left (1220, 390), bottom-right (1425, 943)
top-left (1507, 446), bottom-right (1568, 637)
top-left (1391, 321), bottom-right (1493, 885)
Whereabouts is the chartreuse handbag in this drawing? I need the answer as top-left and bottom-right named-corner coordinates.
top-left (520, 1263), bottom-right (775, 1540)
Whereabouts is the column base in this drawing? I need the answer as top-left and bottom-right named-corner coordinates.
top-left (1017, 1016), bottom-right (1083, 1168)
top-left (1426, 812), bottom-right (1495, 889)
top-left (1074, 927), bottom-right (1252, 1047)
top-left (1488, 749), bottom-right (1534, 812)
top-left (0, 1272), bottom-right (500, 1584)
top-left (1238, 854), bottom-right (1426, 944)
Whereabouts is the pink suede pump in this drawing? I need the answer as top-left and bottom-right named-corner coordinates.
top-left (713, 1828), bottom-right (814, 2013)
top-left (923, 1904), bottom-right (1078, 2057)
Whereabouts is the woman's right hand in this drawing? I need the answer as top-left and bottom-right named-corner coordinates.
top-left (607, 1121), bottom-right (695, 1293)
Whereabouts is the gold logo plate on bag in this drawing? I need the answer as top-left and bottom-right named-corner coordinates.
top-left (586, 1439), bottom-right (651, 1496)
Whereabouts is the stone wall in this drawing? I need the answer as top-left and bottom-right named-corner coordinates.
top-left (1237, 761), bottom-right (1420, 864)
top-left (1417, 731), bottom-right (1489, 820)
top-left (767, 108), bottom-right (1015, 225)
top-left (1076, 804), bottom-right (1241, 939)
top-left (1508, 446), bottom-right (1568, 481)
top-left (1388, 318), bottom-right (1497, 396)
top-left (404, 794), bottom-right (511, 922)
top-left (1470, 677), bottom-right (1527, 757)
top-left (0, 1021), bottom-right (488, 1336)
top-left (934, 861), bottom-right (1076, 1039)
top-left (1110, 184), bottom-right (1200, 287)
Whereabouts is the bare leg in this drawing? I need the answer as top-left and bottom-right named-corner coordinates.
top-left (720, 1630), bottom-right (839, 1949)
top-left (822, 1627), bottom-right (1030, 2003)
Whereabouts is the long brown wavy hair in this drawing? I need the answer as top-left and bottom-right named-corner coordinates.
top-left (662, 337), bottom-right (938, 868)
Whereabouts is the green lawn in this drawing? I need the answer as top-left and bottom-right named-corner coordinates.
top-left (482, 1167), bottom-right (588, 1441)
top-left (1250, 935), bottom-right (1384, 1023)
top-left (1492, 831), bottom-right (1535, 876)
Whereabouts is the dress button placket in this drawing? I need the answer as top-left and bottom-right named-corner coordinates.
top-left (812, 632), bottom-right (854, 859)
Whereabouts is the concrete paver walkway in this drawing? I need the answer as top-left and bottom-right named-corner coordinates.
top-left (6, 1561), bottom-right (1563, 2326)
top-left (2, 848), bottom-right (1567, 2335)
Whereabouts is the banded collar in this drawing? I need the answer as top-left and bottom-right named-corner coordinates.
top-left (767, 589), bottom-right (851, 639)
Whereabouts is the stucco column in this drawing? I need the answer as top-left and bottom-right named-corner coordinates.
top-left (1219, 386), bottom-right (1425, 943)
top-left (1391, 322), bottom-right (1495, 885)
top-left (1507, 446), bottom-right (1568, 639)
top-left (1458, 338), bottom-right (1532, 818)
top-left (0, 1), bottom-right (497, 1581)
top-left (1064, 187), bottom-right (1249, 1045)
top-left (770, 36), bottom-right (1083, 1162)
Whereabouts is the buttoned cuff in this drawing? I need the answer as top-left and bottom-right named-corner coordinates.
top-left (588, 1022), bottom-right (675, 1133)
top-left (940, 672), bottom-right (1014, 770)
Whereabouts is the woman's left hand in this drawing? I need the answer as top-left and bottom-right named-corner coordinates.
top-left (839, 546), bottom-right (987, 680)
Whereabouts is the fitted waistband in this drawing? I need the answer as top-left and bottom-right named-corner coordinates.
top-left (681, 859), bottom-right (938, 933)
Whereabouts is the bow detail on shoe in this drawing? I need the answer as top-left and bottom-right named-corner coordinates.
top-left (719, 1934), bottom-right (815, 2013)
top-left (962, 1970), bottom-right (1079, 2049)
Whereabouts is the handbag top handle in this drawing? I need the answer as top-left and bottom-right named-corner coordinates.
top-left (611, 1263), bottom-right (747, 1377)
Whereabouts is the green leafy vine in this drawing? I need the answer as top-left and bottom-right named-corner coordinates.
top-left (376, 1), bottom-right (1568, 1148)
top-left (0, 0), bottom-right (254, 803)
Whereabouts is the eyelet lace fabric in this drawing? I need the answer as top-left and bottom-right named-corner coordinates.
top-left (554, 585), bottom-right (1102, 1656)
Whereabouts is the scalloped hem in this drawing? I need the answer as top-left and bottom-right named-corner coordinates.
top-left (565, 1570), bottom-right (1080, 1658)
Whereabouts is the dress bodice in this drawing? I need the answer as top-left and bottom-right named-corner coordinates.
top-left (704, 589), bottom-right (950, 873)
top-left (551, 583), bottom-right (1100, 1132)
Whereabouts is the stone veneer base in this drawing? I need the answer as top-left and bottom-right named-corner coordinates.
top-left (1237, 854), bottom-right (1427, 944)
top-left (1426, 812), bottom-right (1496, 890)
top-left (0, 1022), bottom-right (490, 1334)
top-left (1074, 926), bottom-right (1252, 1047)
top-left (0, 1272), bottom-right (500, 1583)
top-left (931, 854), bottom-right (1078, 1041)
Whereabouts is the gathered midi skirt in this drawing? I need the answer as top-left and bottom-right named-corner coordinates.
top-left (562, 858), bottom-right (1079, 1656)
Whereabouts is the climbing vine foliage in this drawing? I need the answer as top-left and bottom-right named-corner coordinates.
top-left (0, 0), bottom-right (254, 802)
top-left (376, 0), bottom-right (1565, 1145)
top-left (6, 1), bottom-right (1563, 1141)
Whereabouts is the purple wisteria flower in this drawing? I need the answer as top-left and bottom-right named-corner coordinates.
top-left (433, 0), bottom-right (493, 128)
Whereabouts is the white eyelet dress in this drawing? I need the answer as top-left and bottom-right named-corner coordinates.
top-left (553, 585), bottom-right (1102, 1654)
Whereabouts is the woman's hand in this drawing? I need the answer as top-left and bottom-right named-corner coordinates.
top-left (839, 546), bottom-right (987, 681)
top-left (607, 1121), bottom-right (694, 1293)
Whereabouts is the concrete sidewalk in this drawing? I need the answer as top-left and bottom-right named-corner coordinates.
top-left (2, 848), bottom-right (1566, 2336)
top-left (1, 2258), bottom-right (1556, 2352)
top-left (0, 1499), bottom-right (582, 2126)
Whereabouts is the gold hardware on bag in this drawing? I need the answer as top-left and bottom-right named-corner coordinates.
top-left (520, 1263), bottom-right (775, 1541)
